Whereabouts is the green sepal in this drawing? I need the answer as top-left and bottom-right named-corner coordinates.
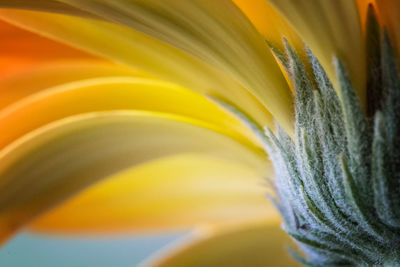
top-left (263, 33), bottom-right (400, 265)
top-left (366, 4), bottom-right (382, 117)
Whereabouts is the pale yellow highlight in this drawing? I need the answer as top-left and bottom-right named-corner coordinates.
top-left (0, 76), bottom-right (261, 150)
top-left (0, 60), bottom-right (147, 109)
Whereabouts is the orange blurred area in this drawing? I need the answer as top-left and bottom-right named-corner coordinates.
top-left (233, 0), bottom-right (303, 51)
top-left (0, 19), bottom-right (95, 77)
top-left (356, 0), bottom-right (378, 31)
top-left (374, 0), bottom-right (400, 61)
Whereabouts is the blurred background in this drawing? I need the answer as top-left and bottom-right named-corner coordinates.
top-left (0, 232), bottom-right (185, 266)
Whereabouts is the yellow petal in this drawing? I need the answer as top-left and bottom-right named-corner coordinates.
top-left (233, 0), bottom-right (304, 54)
top-left (0, 0), bottom-right (94, 17)
top-left (0, 111), bottom-right (267, 242)
top-left (0, 10), bottom-right (277, 131)
top-left (0, 76), bottom-right (259, 149)
top-left (232, 0), bottom-right (310, 87)
top-left (375, 0), bottom-right (400, 62)
top-left (0, 60), bottom-right (145, 109)
top-left (143, 220), bottom-right (300, 267)
top-left (29, 154), bottom-right (273, 233)
top-left (268, 0), bottom-right (366, 105)
top-left (58, 0), bottom-right (293, 131)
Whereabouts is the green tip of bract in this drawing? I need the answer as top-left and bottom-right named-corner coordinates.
top-left (265, 18), bottom-right (400, 265)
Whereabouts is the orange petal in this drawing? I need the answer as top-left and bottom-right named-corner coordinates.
top-left (0, 9), bottom-right (276, 130)
top-left (0, 60), bottom-right (144, 109)
top-left (0, 19), bottom-right (94, 77)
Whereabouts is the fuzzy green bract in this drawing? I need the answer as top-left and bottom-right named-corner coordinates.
top-left (265, 7), bottom-right (400, 266)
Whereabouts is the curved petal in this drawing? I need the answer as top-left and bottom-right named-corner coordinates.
top-left (0, 9), bottom-right (277, 131)
top-left (0, 111), bottom-right (268, 243)
top-left (57, 0), bottom-right (293, 131)
top-left (0, 20), bottom-right (94, 77)
top-left (29, 154), bottom-right (273, 233)
top-left (142, 220), bottom-right (300, 267)
top-left (0, 0), bottom-right (91, 16)
top-left (232, 0), bottom-right (304, 53)
top-left (267, 0), bottom-right (366, 104)
top-left (232, 0), bottom-right (310, 85)
top-left (0, 60), bottom-right (145, 109)
top-left (0, 76), bottom-right (260, 149)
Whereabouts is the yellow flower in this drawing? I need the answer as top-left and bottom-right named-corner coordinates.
top-left (0, 0), bottom-right (396, 265)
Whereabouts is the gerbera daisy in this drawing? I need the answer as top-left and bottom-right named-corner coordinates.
top-left (0, 0), bottom-right (399, 265)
